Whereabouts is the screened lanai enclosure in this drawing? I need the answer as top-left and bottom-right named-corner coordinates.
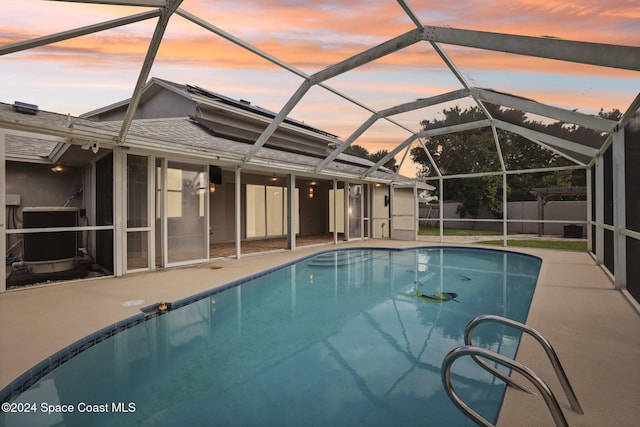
top-left (1, 0), bottom-right (639, 302)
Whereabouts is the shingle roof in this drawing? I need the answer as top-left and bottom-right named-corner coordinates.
top-left (1, 102), bottom-right (96, 161)
top-left (2, 103), bottom-right (400, 181)
top-left (88, 117), bottom-right (397, 180)
top-left (0, 102), bottom-right (95, 128)
top-left (6, 136), bottom-right (58, 159)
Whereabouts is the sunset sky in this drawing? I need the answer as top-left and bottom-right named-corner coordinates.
top-left (1, 0), bottom-right (639, 176)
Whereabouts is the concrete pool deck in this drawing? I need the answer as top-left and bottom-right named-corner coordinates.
top-left (1, 238), bottom-right (638, 426)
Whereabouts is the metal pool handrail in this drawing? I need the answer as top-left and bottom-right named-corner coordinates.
top-left (442, 346), bottom-right (569, 427)
top-left (464, 314), bottom-right (583, 415)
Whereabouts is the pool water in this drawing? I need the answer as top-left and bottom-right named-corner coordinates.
top-left (1, 247), bottom-right (541, 427)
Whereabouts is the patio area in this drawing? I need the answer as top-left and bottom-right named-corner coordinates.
top-left (0, 239), bottom-right (638, 426)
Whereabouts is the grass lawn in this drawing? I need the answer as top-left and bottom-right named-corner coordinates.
top-left (477, 239), bottom-right (587, 251)
top-left (418, 226), bottom-right (587, 251)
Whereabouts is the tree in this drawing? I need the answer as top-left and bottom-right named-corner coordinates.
top-left (410, 105), bottom-right (616, 218)
top-left (343, 144), bottom-right (370, 159)
top-left (369, 149), bottom-right (397, 171)
top-left (344, 145), bottom-right (397, 171)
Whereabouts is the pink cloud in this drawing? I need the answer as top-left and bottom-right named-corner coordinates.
top-left (409, 0), bottom-right (639, 44)
top-left (1, 0), bottom-right (636, 127)
top-left (2, 0), bottom-right (635, 80)
top-left (4, 25), bottom-right (634, 84)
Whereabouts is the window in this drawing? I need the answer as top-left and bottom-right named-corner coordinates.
top-left (167, 167), bottom-right (182, 218)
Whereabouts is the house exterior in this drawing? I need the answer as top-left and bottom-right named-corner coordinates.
top-left (1, 78), bottom-right (432, 291)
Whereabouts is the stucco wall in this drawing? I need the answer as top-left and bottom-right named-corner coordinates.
top-left (5, 161), bottom-right (85, 212)
top-left (141, 90), bottom-right (196, 119)
top-left (372, 185), bottom-right (390, 238)
top-left (87, 90), bottom-right (195, 121)
top-left (392, 187), bottom-right (415, 230)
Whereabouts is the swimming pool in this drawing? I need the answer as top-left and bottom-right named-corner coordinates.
top-left (1, 247), bottom-right (541, 426)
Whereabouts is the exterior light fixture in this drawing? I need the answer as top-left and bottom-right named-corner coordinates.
top-left (51, 165), bottom-right (65, 173)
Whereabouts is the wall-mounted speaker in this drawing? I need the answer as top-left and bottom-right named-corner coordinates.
top-left (209, 165), bottom-right (222, 184)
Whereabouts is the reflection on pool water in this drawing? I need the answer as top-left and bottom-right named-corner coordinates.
top-left (1, 247), bottom-right (541, 427)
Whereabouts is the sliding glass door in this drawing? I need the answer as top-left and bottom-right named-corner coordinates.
top-left (246, 184), bottom-right (299, 239)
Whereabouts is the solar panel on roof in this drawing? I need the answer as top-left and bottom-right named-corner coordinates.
top-left (185, 84), bottom-right (338, 139)
top-left (13, 101), bottom-right (39, 115)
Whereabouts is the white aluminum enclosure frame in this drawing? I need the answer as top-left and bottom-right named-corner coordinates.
top-left (1, 0), bottom-right (639, 295)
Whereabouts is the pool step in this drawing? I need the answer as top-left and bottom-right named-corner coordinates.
top-left (309, 251), bottom-right (373, 267)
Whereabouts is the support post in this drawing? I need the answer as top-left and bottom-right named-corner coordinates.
top-left (586, 166), bottom-right (593, 252)
top-left (361, 183), bottom-right (366, 239)
top-left (413, 183), bottom-right (419, 241)
top-left (147, 155), bottom-right (156, 270)
top-left (161, 158), bottom-right (168, 267)
top-left (235, 166), bottom-right (242, 259)
top-left (203, 163), bottom-right (210, 262)
top-left (595, 157), bottom-right (605, 264)
top-left (1, 131), bottom-right (6, 292)
top-left (287, 174), bottom-right (296, 250)
top-left (367, 184), bottom-right (372, 239)
top-left (537, 193), bottom-right (544, 237)
top-left (333, 180), bottom-right (338, 244)
top-left (612, 130), bottom-right (626, 289)
top-left (439, 178), bottom-right (444, 243)
top-left (113, 149), bottom-right (126, 276)
top-left (503, 173), bottom-right (508, 247)
top-left (389, 184), bottom-right (395, 239)
top-left (344, 182), bottom-right (350, 241)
